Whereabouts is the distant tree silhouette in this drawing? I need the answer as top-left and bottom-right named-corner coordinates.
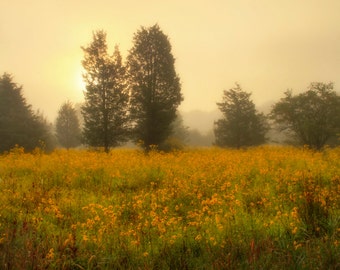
top-left (270, 82), bottom-right (340, 150)
top-left (159, 113), bottom-right (188, 151)
top-left (0, 73), bottom-right (54, 152)
top-left (187, 129), bottom-right (214, 147)
top-left (55, 101), bottom-right (81, 148)
top-left (127, 24), bottom-right (183, 152)
top-left (214, 83), bottom-right (268, 148)
top-left (81, 30), bottom-right (129, 152)
top-left (170, 113), bottom-right (188, 142)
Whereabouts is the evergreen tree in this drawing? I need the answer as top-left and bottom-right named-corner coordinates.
top-left (214, 83), bottom-right (268, 148)
top-left (81, 30), bottom-right (129, 152)
top-left (0, 73), bottom-right (53, 152)
top-left (56, 101), bottom-right (81, 148)
top-left (127, 24), bottom-right (183, 151)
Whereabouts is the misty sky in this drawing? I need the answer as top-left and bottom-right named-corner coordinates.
top-left (1, 0), bottom-right (340, 122)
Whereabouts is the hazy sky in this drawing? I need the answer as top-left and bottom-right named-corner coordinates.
top-left (1, 0), bottom-right (340, 121)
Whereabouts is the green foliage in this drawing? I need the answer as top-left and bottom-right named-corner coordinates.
top-left (270, 82), bottom-right (340, 150)
top-left (214, 83), bottom-right (268, 148)
top-left (55, 101), bottom-right (81, 148)
top-left (81, 30), bottom-right (129, 152)
top-left (127, 24), bottom-right (183, 152)
top-left (0, 73), bottom-right (54, 153)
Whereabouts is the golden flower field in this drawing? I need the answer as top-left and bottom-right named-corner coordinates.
top-left (0, 146), bottom-right (339, 269)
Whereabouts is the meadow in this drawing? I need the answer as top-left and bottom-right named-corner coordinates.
top-left (0, 146), bottom-right (339, 269)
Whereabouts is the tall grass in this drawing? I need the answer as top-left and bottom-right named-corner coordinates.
top-left (0, 146), bottom-right (339, 269)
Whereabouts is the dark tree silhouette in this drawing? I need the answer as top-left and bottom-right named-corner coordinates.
top-left (0, 73), bottom-right (53, 152)
top-left (55, 101), bottom-right (81, 148)
top-left (81, 30), bottom-right (129, 152)
top-left (270, 82), bottom-right (340, 150)
top-left (127, 24), bottom-right (183, 152)
top-left (214, 83), bottom-right (268, 148)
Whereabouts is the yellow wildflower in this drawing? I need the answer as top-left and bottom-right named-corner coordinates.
top-left (195, 234), bottom-right (202, 242)
top-left (46, 248), bottom-right (54, 260)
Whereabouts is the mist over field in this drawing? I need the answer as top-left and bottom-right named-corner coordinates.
top-left (2, 1), bottom-right (340, 121)
top-left (1, 2), bottom-right (340, 269)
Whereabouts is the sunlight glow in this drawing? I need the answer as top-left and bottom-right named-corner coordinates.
top-left (75, 69), bottom-right (86, 93)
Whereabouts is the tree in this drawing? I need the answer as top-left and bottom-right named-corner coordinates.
top-left (170, 113), bottom-right (189, 143)
top-left (270, 82), bottom-right (340, 150)
top-left (187, 129), bottom-right (214, 146)
top-left (214, 83), bottom-right (268, 148)
top-left (127, 24), bottom-right (183, 151)
top-left (55, 101), bottom-right (81, 148)
top-left (81, 30), bottom-right (129, 152)
top-left (0, 73), bottom-right (54, 152)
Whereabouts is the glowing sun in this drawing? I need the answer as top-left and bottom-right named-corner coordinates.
top-left (75, 69), bottom-right (86, 93)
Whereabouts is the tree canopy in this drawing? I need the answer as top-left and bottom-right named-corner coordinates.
top-left (127, 24), bottom-right (183, 151)
top-left (0, 73), bottom-right (53, 152)
top-left (81, 30), bottom-right (129, 152)
top-left (214, 83), bottom-right (268, 148)
top-left (270, 82), bottom-right (340, 150)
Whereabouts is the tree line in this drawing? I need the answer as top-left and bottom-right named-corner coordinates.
top-left (214, 82), bottom-right (340, 150)
top-left (1, 24), bottom-right (340, 153)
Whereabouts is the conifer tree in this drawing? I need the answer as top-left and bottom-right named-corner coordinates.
top-left (214, 83), bottom-right (268, 148)
top-left (127, 24), bottom-right (183, 151)
top-left (81, 30), bottom-right (129, 152)
top-left (56, 101), bottom-right (81, 148)
top-left (0, 73), bottom-right (53, 152)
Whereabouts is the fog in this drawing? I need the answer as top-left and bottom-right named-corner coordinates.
top-left (2, 0), bottom-right (340, 132)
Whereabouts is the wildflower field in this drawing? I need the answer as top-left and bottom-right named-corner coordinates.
top-left (0, 146), bottom-right (339, 269)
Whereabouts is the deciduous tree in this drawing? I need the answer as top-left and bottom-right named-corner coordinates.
top-left (270, 82), bottom-right (340, 150)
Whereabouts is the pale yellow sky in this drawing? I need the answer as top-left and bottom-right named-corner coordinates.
top-left (1, 0), bottom-right (340, 121)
